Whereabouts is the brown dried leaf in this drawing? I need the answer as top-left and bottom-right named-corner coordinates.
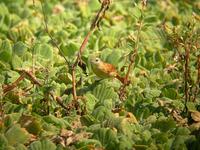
top-left (60, 129), bottom-right (74, 138)
top-left (157, 99), bottom-right (172, 107)
top-left (66, 131), bottom-right (91, 146)
top-left (125, 112), bottom-right (138, 124)
top-left (191, 111), bottom-right (200, 122)
top-left (172, 110), bottom-right (188, 126)
top-left (53, 4), bottom-right (65, 14)
top-left (190, 122), bottom-right (200, 130)
top-left (60, 129), bottom-right (91, 146)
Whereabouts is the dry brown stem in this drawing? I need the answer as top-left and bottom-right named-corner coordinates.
top-left (3, 70), bottom-right (41, 94)
top-left (193, 55), bottom-right (200, 102)
top-left (71, 0), bottom-right (111, 102)
top-left (3, 72), bottom-right (26, 94)
top-left (40, 0), bottom-right (69, 65)
top-left (118, 2), bottom-right (145, 100)
top-left (183, 44), bottom-right (190, 112)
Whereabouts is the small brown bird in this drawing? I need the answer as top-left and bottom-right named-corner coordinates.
top-left (90, 57), bottom-right (125, 83)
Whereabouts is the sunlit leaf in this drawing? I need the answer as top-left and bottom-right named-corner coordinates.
top-left (29, 139), bottom-right (56, 150)
top-left (92, 128), bottom-right (119, 150)
top-left (5, 124), bottom-right (30, 145)
top-left (13, 41), bottom-right (27, 57)
top-left (0, 40), bottom-right (12, 62)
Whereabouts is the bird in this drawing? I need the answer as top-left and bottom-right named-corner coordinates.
top-left (90, 57), bottom-right (125, 84)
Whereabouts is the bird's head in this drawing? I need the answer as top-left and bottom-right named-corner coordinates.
top-left (90, 57), bottom-right (102, 66)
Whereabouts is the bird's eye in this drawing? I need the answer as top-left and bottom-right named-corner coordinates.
top-left (95, 58), bottom-right (99, 62)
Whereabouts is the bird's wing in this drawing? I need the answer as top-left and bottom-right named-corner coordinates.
top-left (100, 62), bottom-right (118, 77)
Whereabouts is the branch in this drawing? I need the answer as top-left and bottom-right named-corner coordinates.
top-left (125, 16), bottom-right (143, 82)
top-left (40, 0), bottom-right (70, 66)
top-left (183, 43), bottom-right (190, 112)
top-left (3, 70), bottom-right (41, 94)
top-left (71, 0), bottom-right (111, 101)
top-left (118, 2), bottom-right (145, 100)
top-left (3, 68), bottom-right (70, 111)
top-left (193, 55), bottom-right (200, 101)
top-left (21, 70), bottom-right (42, 86)
top-left (49, 92), bottom-right (69, 111)
top-left (3, 72), bottom-right (26, 94)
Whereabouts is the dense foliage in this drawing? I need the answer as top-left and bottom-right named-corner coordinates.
top-left (0, 0), bottom-right (200, 149)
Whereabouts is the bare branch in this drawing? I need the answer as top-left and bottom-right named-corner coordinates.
top-left (71, 0), bottom-right (111, 101)
top-left (40, 0), bottom-right (70, 66)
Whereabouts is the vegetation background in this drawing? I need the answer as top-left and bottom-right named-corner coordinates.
top-left (0, 0), bottom-right (200, 149)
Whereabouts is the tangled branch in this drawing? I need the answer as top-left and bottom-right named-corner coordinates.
top-left (118, 1), bottom-right (146, 100)
top-left (71, 0), bottom-right (111, 102)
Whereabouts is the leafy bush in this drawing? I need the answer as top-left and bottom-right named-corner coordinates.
top-left (0, 0), bottom-right (199, 149)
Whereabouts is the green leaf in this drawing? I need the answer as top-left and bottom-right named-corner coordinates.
top-left (118, 135), bottom-right (133, 150)
top-left (3, 102), bottom-right (20, 114)
top-left (85, 93), bottom-right (97, 113)
top-left (5, 124), bottom-right (30, 145)
top-left (34, 43), bottom-right (53, 60)
top-left (153, 117), bottom-right (176, 132)
top-left (11, 54), bottom-right (23, 69)
top-left (132, 7), bottom-right (141, 19)
top-left (0, 74), bottom-right (5, 84)
top-left (0, 134), bottom-right (8, 150)
top-left (43, 115), bottom-right (70, 128)
top-left (75, 139), bottom-right (102, 149)
top-left (4, 113), bottom-right (21, 128)
top-left (162, 88), bottom-right (177, 99)
top-left (60, 41), bottom-right (78, 57)
top-left (0, 39), bottom-right (12, 62)
top-left (103, 116), bottom-right (135, 138)
top-left (92, 83), bottom-right (117, 103)
top-left (80, 114), bottom-right (97, 126)
top-left (78, 1), bottom-right (91, 17)
top-left (0, 51), bottom-right (12, 63)
top-left (6, 70), bottom-right (20, 83)
top-left (152, 132), bottom-right (169, 144)
top-left (13, 41), bottom-right (27, 57)
top-left (88, 0), bottom-right (100, 11)
top-left (0, 3), bottom-right (9, 16)
top-left (154, 51), bottom-right (164, 63)
top-left (15, 144), bottom-right (27, 150)
top-left (175, 127), bottom-right (190, 135)
top-left (5, 146), bottom-right (15, 150)
top-left (143, 88), bottom-right (161, 99)
top-left (106, 49), bottom-right (121, 67)
top-left (171, 135), bottom-right (188, 150)
top-left (65, 22), bottom-right (78, 34)
top-left (92, 128), bottom-right (119, 150)
top-left (29, 139), bottom-right (56, 150)
top-left (144, 15), bottom-right (157, 23)
top-left (186, 102), bottom-right (196, 111)
top-left (142, 130), bottom-right (152, 142)
top-left (92, 106), bottom-right (114, 122)
top-left (0, 60), bottom-right (10, 70)
top-left (19, 115), bottom-right (42, 135)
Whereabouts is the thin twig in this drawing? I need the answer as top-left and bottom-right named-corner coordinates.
top-left (118, 2), bottom-right (145, 100)
top-left (39, 0), bottom-right (75, 111)
top-left (40, 0), bottom-right (70, 66)
top-left (193, 55), bottom-right (200, 101)
top-left (49, 92), bottom-right (69, 111)
top-left (184, 44), bottom-right (190, 112)
top-left (125, 16), bottom-right (143, 81)
top-left (3, 68), bottom-right (69, 111)
top-left (71, 0), bottom-right (111, 101)
top-left (3, 70), bottom-right (42, 94)
top-left (90, 0), bottom-right (111, 30)
top-left (3, 72), bottom-right (26, 94)
top-left (22, 70), bottom-right (42, 86)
